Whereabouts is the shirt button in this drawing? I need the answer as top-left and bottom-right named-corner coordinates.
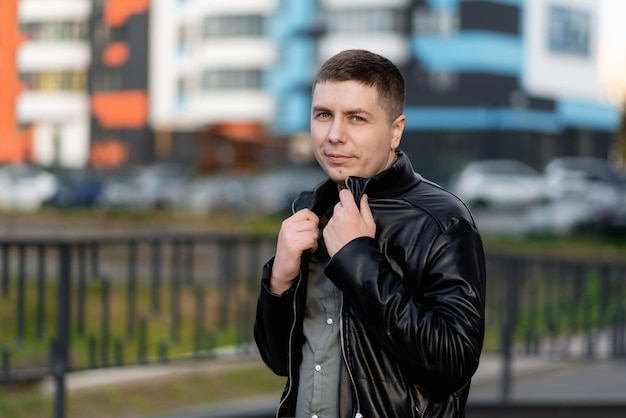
top-left (315, 364), bottom-right (322, 372)
top-left (326, 317), bottom-right (333, 325)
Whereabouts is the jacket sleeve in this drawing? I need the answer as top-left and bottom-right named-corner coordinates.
top-left (253, 258), bottom-right (298, 377)
top-left (324, 218), bottom-right (486, 394)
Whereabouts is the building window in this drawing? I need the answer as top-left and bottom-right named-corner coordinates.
top-left (202, 15), bottom-right (264, 38)
top-left (412, 8), bottom-right (458, 35)
top-left (428, 71), bottom-right (458, 94)
top-left (20, 21), bottom-right (87, 41)
top-left (177, 25), bottom-right (189, 55)
top-left (176, 77), bottom-right (187, 106)
top-left (92, 71), bottom-right (123, 91)
top-left (201, 69), bottom-right (261, 90)
top-left (324, 8), bottom-right (407, 34)
top-left (20, 71), bottom-right (86, 91)
top-left (91, 126), bottom-right (122, 140)
top-left (548, 5), bottom-right (590, 57)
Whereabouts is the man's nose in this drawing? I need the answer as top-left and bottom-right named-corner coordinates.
top-left (327, 120), bottom-right (346, 143)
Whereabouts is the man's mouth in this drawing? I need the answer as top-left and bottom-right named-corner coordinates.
top-left (325, 153), bottom-right (351, 164)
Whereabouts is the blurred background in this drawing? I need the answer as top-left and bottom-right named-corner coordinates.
top-left (1, 1), bottom-right (626, 417)
top-left (0, 0), bottom-right (623, 222)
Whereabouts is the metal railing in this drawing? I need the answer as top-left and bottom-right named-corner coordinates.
top-left (486, 253), bottom-right (626, 400)
top-left (1, 234), bottom-right (625, 417)
top-left (0, 233), bottom-right (277, 418)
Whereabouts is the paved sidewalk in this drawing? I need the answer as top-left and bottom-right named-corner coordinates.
top-left (41, 352), bottom-right (552, 395)
top-left (41, 351), bottom-right (626, 417)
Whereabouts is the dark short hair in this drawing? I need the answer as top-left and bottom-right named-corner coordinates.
top-left (313, 49), bottom-right (406, 120)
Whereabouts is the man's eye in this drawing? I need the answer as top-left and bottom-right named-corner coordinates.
top-left (353, 115), bottom-right (365, 122)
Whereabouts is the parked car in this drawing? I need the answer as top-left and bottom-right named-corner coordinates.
top-left (245, 167), bottom-right (327, 215)
top-left (542, 156), bottom-right (626, 234)
top-left (44, 168), bottom-right (106, 209)
top-left (95, 163), bottom-right (191, 211)
top-left (544, 156), bottom-right (626, 199)
top-left (523, 196), bottom-right (615, 236)
top-left (0, 163), bottom-right (59, 211)
top-left (450, 159), bottom-right (547, 209)
top-left (179, 172), bottom-right (249, 214)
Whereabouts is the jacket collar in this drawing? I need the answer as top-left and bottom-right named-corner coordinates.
top-left (293, 150), bottom-right (422, 217)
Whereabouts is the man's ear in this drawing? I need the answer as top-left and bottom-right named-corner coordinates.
top-left (390, 114), bottom-right (406, 150)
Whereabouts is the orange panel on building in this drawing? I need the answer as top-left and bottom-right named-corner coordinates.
top-left (91, 91), bottom-right (148, 128)
top-left (213, 122), bottom-right (266, 142)
top-left (0, 0), bottom-right (32, 163)
top-left (90, 140), bottom-right (128, 167)
top-left (104, 0), bottom-right (150, 27)
top-left (102, 42), bottom-right (130, 67)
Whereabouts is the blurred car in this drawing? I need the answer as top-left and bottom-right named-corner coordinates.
top-left (544, 156), bottom-right (626, 200)
top-left (44, 168), bottom-right (105, 209)
top-left (450, 159), bottom-right (547, 209)
top-left (0, 163), bottom-right (59, 211)
top-left (543, 156), bottom-right (626, 234)
top-left (179, 172), bottom-right (249, 214)
top-left (523, 196), bottom-right (615, 236)
top-left (245, 167), bottom-right (327, 215)
top-left (95, 163), bottom-right (191, 211)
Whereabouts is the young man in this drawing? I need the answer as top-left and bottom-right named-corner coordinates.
top-left (254, 49), bottom-right (486, 418)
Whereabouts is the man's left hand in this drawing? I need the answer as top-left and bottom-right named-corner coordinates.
top-left (324, 189), bottom-right (376, 257)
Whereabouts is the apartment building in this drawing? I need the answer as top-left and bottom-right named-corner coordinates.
top-left (88, 0), bottom-right (151, 166)
top-left (149, 0), bottom-right (286, 170)
top-left (0, 0), bottom-right (31, 163)
top-left (14, 0), bottom-right (91, 167)
top-left (308, 0), bottom-right (620, 182)
top-left (2, 0), bottom-right (619, 175)
top-left (7, 0), bottom-right (151, 168)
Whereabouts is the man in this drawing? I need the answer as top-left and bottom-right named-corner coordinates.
top-left (254, 49), bottom-right (486, 418)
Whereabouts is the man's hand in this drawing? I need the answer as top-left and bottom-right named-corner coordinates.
top-left (323, 190), bottom-right (375, 258)
top-left (270, 209), bottom-right (319, 295)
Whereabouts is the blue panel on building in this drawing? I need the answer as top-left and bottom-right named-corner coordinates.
top-left (557, 100), bottom-right (620, 130)
top-left (411, 32), bottom-right (522, 75)
top-left (403, 107), bottom-right (559, 133)
top-left (429, 0), bottom-right (523, 10)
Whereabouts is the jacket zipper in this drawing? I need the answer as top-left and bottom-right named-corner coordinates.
top-left (276, 270), bottom-right (303, 418)
top-left (340, 297), bottom-right (362, 418)
top-left (342, 177), bottom-right (367, 418)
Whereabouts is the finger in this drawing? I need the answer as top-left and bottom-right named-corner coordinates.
top-left (338, 188), bottom-right (357, 210)
top-left (359, 193), bottom-right (375, 225)
top-left (290, 210), bottom-right (319, 230)
top-left (294, 208), bottom-right (318, 222)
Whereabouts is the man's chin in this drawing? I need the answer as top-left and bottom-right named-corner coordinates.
top-left (327, 172), bottom-right (348, 186)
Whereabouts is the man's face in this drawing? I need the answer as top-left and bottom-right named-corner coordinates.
top-left (311, 81), bottom-right (405, 186)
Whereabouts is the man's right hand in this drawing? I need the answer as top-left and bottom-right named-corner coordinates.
top-left (270, 209), bottom-right (319, 295)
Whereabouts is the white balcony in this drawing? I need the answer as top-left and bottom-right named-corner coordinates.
top-left (18, 41), bottom-right (91, 71)
top-left (166, 91), bottom-right (275, 129)
top-left (318, 33), bottom-right (409, 65)
top-left (16, 91), bottom-right (89, 123)
top-left (321, 0), bottom-right (409, 9)
top-left (19, 0), bottom-right (91, 22)
top-left (195, 39), bottom-right (277, 69)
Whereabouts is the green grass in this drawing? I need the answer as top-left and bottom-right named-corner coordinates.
top-left (1, 278), bottom-right (255, 371)
top-left (482, 233), bottom-right (626, 260)
top-left (0, 360), bottom-right (285, 418)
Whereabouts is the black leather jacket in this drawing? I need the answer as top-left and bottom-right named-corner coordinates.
top-left (254, 151), bottom-right (486, 418)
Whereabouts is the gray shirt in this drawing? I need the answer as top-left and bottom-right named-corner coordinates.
top-left (295, 258), bottom-right (342, 418)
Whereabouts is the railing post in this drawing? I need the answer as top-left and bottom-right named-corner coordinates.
top-left (1, 243), bottom-right (9, 297)
top-left (2, 345), bottom-right (10, 385)
top-left (16, 244), bottom-right (26, 346)
top-left (52, 243), bottom-right (72, 418)
top-left (36, 244), bottom-right (46, 340)
top-left (500, 257), bottom-right (520, 402)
